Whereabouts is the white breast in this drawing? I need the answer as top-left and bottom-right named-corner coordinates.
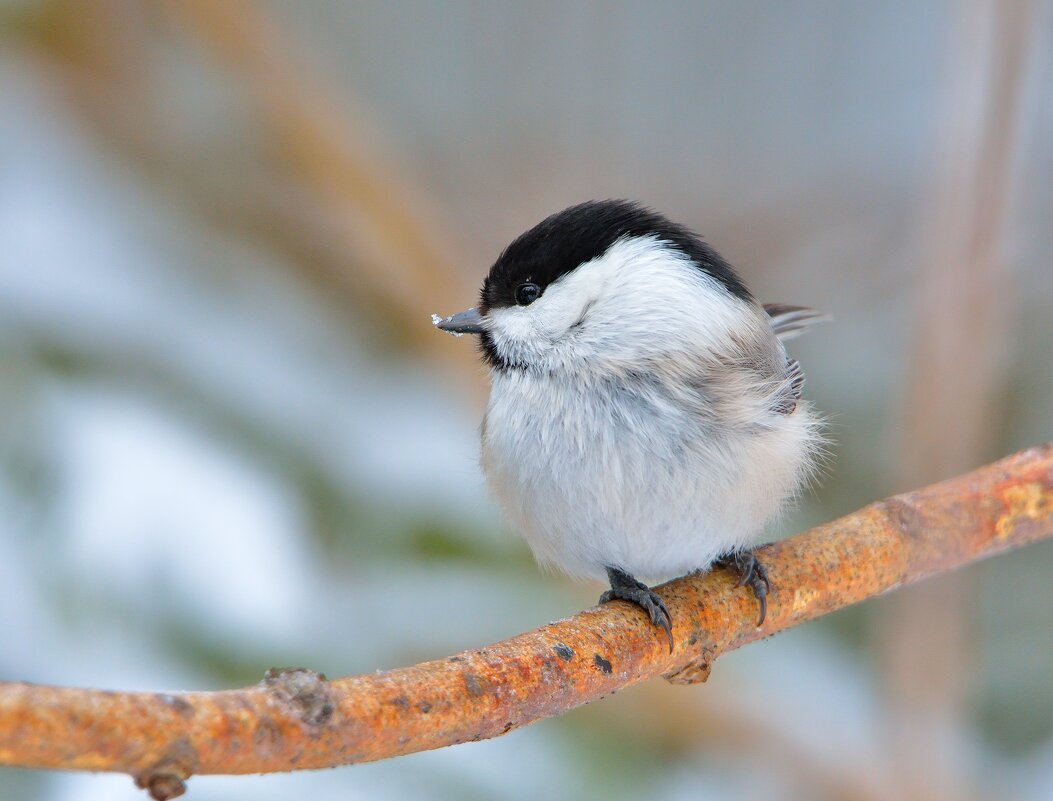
top-left (481, 367), bottom-right (819, 582)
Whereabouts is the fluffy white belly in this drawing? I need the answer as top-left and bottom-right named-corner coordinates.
top-left (481, 370), bottom-right (816, 581)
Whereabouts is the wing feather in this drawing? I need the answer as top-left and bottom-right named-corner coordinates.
top-left (763, 303), bottom-right (830, 341)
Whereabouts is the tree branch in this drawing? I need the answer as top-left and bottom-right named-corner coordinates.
top-left (2, 444), bottom-right (1051, 799)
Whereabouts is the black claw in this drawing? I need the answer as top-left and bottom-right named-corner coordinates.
top-left (716, 550), bottom-right (772, 627)
top-left (752, 579), bottom-right (768, 627)
top-left (600, 567), bottom-right (674, 652)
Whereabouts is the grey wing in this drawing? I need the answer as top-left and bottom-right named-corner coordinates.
top-left (763, 304), bottom-right (825, 414)
top-left (771, 357), bottom-right (805, 415)
top-left (697, 304), bottom-right (822, 420)
top-left (763, 303), bottom-right (830, 341)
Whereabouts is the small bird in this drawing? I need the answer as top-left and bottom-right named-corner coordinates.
top-left (435, 200), bottom-right (824, 650)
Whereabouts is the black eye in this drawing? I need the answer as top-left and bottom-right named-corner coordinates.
top-left (515, 282), bottom-right (542, 306)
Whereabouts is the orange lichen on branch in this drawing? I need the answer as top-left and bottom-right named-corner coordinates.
top-left (1, 444), bottom-right (1051, 794)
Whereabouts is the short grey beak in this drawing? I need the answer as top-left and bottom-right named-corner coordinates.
top-left (433, 307), bottom-right (485, 335)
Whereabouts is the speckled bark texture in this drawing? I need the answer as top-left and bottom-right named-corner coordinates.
top-left (1, 444), bottom-right (1050, 793)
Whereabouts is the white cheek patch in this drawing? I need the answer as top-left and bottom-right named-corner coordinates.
top-left (487, 305), bottom-right (534, 340)
top-left (486, 283), bottom-right (593, 365)
top-left (581, 237), bottom-right (756, 356)
top-left (486, 235), bottom-right (757, 368)
top-left (485, 306), bottom-right (545, 366)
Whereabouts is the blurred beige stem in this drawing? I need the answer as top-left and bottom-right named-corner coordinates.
top-left (881, 2), bottom-right (1040, 800)
top-left (26, 0), bottom-right (483, 390)
top-left (1, 445), bottom-right (1051, 801)
top-left (160, 0), bottom-right (474, 318)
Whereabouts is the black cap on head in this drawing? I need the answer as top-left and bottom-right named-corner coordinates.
top-left (479, 199), bottom-right (752, 312)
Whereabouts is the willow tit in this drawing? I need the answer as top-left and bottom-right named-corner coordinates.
top-left (435, 200), bottom-right (824, 650)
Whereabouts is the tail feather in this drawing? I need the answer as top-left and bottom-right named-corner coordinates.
top-left (763, 303), bottom-right (830, 341)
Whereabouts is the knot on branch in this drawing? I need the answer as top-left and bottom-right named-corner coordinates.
top-left (133, 740), bottom-right (196, 801)
top-left (663, 644), bottom-right (717, 685)
top-left (135, 772), bottom-right (186, 801)
top-left (261, 667), bottom-right (334, 728)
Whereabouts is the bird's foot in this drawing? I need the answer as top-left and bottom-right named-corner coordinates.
top-left (600, 567), bottom-right (673, 652)
top-left (715, 549), bottom-right (771, 626)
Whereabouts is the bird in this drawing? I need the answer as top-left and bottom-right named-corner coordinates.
top-left (434, 199), bottom-right (825, 650)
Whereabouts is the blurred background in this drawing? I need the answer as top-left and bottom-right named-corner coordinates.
top-left (1, 1), bottom-right (1051, 799)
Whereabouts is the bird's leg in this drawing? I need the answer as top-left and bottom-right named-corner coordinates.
top-left (599, 566), bottom-right (673, 651)
top-left (714, 549), bottom-right (771, 626)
